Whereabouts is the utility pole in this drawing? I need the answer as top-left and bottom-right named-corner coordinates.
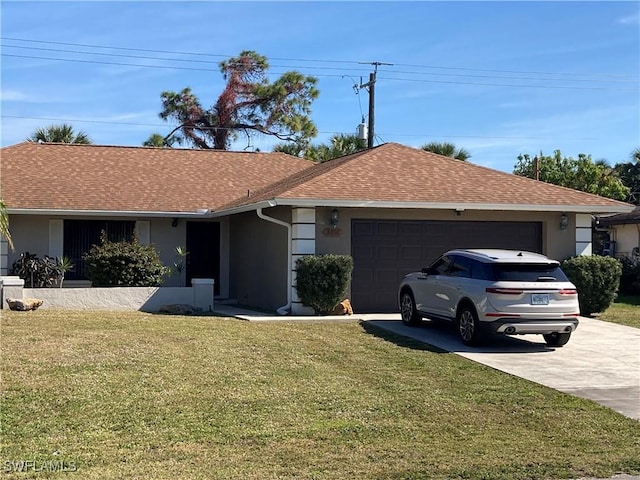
top-left (359, 61), bottom-right (393, 149)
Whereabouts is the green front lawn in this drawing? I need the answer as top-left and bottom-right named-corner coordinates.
top-left (1, 310), bottom-right (639, 479)
top-left (596, 295), bottom-right (640, 328)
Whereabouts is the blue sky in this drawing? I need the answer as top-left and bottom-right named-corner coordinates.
top-left (1, 1), bottom-right (638, 173)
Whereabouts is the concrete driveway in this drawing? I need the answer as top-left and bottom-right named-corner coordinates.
top-left (361, 314), bottom-right (640, 421)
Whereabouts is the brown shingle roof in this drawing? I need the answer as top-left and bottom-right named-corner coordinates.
top-left (1, 142), bottom-right (632, 215)
top-left (0, 142), bottom-right (313, 213)
top-left (221, 143), bottom-right (633, 212)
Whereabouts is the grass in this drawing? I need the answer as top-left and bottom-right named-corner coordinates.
top-left (1, 310), bottom-right (639, 480)
top-left (596, 295), bottom-right (640, 329)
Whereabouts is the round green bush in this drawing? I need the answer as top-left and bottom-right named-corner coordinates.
top-left (561, 255), bottom-right (622, 317)
top-left (295, 254), bottom-right (353, 314)
top-left (83, 233), bottom-right (168, 287)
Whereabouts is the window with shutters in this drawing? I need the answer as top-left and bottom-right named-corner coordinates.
top-left (63, 220), bottom-right (135, 280)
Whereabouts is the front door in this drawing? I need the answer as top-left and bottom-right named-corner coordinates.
top-left (186, 222), bottom-right (220, 294)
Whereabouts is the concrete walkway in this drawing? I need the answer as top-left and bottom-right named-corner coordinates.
top-left (213, 305), bottom-right (640, 422)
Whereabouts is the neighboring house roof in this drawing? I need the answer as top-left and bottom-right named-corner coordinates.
top-left (1, 141), bottom-right (633, 216)
top-left (219, 143), bottom-right (634, 214)
top-left (0, 142), bottom-right (313, 214)
top-left (597, 206), bottom-right (640, 226)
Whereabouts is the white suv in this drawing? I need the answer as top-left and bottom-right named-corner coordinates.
top-left (398, 249), bottom-right (580, 346)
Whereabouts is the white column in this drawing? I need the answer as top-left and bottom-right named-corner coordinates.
top-left (136, 221), bottom-right (151, 245)
top-left (575, 214), bottom-right (592, 256)
top-left (49, 219), bottom-right (64, 259)
top-left (291, 207), bottom-right (316, 315)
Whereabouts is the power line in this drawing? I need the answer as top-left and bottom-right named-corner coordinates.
top-left (3, 44), bottom-right (637, 85)
top-left (0, 114), bottom-right (619, 141)
top-left (2, 53), bottom-right (636, 92)
top-left (2, 36), bottom-right (637, 83)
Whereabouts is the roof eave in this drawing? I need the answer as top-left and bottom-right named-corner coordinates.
top-left (214, 199), bottom-right (634, 216)
top-left (6, 208), bottom-right (215, 218)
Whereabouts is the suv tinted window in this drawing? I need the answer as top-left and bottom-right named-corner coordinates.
top-left (471, 260), bottom-right (495, 281)
top-left (450, 255), bottom-right (472, 278)
top-left (492, 263), bottom-right (569, 282)
top-left (428, 255), bottom-right (453, 275)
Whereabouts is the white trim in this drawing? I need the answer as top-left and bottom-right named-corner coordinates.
top-left (48, 219), bottom-right (64, 259)
top-left (135, 221), bottom-right (151, 245)
top-left (212, 199), bottom-right (633, 217)
top-left (7, 208), bottom-right (214, 218)
top-left (576, 242), bottom-right (592, 256)
top-left (576, 228), bottom-right (592, 243)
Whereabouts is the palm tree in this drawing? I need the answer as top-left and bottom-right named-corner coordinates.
top-left (421, 141), bottom-right (471, 161)
top-left (275, 133), bottom-right (366, 162)
top-left (26, 124), bottom-right (92, 144)
top-left (0, 199), bottom-right (14, 250)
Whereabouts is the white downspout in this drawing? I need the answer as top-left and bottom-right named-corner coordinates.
top-left (256, 207), bottom-right (292, 315)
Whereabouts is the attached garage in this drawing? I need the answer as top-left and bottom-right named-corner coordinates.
top-left (351, 219), bottom-right (543, 312)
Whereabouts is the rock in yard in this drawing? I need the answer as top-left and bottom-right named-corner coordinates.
top-left (6, 298), bottom-right (44, 311)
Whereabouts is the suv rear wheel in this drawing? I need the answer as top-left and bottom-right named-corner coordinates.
top-left (457, 305), bottom-right (480, 345)
top-left (400, 291), bottom-right (420, 326)
top-left (543, 332), bottom-right (571, 347)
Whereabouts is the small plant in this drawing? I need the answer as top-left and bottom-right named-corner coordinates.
top-left (295, 254), bottom-right (353, 314)
top-left (83, 232), bottom-right (169, 287)
top-left (171, 246), bottom-right (188, 286)
top-left (561, 255), bottom-right (622, 316)
top-left (10, 252), bottom-right (71, 288)
top-left (55, 256), bottom-right (75, 288)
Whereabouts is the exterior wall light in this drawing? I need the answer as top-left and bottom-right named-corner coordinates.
top-left (560, 212), bottom-right (569, 231)
top-left (330, 208), bottom-right (339, 229)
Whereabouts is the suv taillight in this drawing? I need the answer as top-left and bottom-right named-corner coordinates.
top-left (486, 288), bottom-right (523, 295)
top-left (558, 289), bottom-right (578, 295)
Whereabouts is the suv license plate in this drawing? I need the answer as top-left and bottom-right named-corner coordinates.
top-left (531, 293), bottom-right (549, 305)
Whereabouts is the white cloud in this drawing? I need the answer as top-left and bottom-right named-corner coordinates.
top-left (0, 89), bottom-right (39, 102)
top-left (618, 11), bottom-right (640, 25)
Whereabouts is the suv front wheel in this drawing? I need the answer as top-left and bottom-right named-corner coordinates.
top-left (457, 305), bottom-right (480, 345)
top-left (400, 291), bottom-right (420, 326)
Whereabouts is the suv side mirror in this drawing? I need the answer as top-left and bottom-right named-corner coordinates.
top-left (421, 267), bottom-right (430, 275)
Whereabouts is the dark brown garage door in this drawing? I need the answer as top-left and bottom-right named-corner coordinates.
top-left (351, 220), bottom-right (542, 313)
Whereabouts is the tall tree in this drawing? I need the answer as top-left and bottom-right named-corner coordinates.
top-left (613, 147), bottom-right (640, 205)
top-left (157, 51), bottom-right (319, 150)
top-left (514, 150), bottom-right (629, 201)
top-left (0, 199), bottom-right (14, 250)
top-left (421, 141), bottom-right (471, 161)
top-left (274, 133), bottom-right (366, 162)
top-left (26, 123), bottom-right (92, 144)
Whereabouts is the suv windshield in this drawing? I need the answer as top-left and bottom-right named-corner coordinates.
top-left (490, 263), bottom-right (569, 282)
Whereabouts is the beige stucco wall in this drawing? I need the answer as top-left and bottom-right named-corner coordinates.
top-left (4, 215), bottom-right (229, 295)
top-left (229, 208), bottom-right (289, 311)
top-left (609, 224), bottom-right (640, 257)
top-left (315, 207), bottom-right (578, 262)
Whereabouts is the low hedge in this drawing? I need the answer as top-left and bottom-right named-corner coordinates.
top-left (561, 255), bottom-right (622, 316)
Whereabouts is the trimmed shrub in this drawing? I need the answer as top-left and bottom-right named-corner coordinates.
top-left (83, 233), bottom-right (168, 287)
top-left (295, 254), bottom-right (354, 314)
top-left (561, 255), bottom-right (622, 316)
top-left (619, 255), bottom-right (640, 295)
